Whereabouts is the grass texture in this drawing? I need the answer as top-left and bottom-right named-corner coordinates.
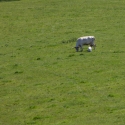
top-left (0, 0), bottom-right (125, 125)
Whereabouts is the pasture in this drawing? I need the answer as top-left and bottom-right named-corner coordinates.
top-left (0, 0), bottom-right (125, 124)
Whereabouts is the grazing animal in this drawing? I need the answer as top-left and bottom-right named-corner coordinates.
top-left (74, 36), bottom-right (96, 52)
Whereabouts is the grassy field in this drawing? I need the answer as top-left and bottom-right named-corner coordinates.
top-left (1, 0), bottom-right (125, 125)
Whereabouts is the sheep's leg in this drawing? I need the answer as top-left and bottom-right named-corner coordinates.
top-left (92, 44), bottom-right (96, 50)
top-left (75, 47), bottom-right (79, 52)
top-left (90, 44), bottom-right (96, 50)
top-left (80, 45), bottom-right (83, 51)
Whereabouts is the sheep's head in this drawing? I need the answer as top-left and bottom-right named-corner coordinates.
top-left (74, 47), bottom-right (79, 52)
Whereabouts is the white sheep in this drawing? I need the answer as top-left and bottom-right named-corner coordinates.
top-left (74, 36), bottom-right (96, 52)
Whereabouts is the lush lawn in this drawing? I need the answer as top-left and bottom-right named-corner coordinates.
top-left (0, 0), bottom-right (125, 125)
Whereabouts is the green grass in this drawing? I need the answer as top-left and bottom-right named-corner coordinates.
top-left (1, 0), bottom-right (125, 125)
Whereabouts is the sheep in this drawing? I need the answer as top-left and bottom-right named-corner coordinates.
top-left (74, 36), bottom-right (96, 52)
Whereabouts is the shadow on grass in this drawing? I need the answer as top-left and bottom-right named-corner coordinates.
top-left (0, 0), bottom-right (20, 2)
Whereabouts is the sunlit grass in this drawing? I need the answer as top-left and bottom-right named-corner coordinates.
top-left (0, 0), bottom-right (125, 125)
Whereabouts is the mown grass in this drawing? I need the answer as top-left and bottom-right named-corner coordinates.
top-left (1, 0), bottom-right (125, 125)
